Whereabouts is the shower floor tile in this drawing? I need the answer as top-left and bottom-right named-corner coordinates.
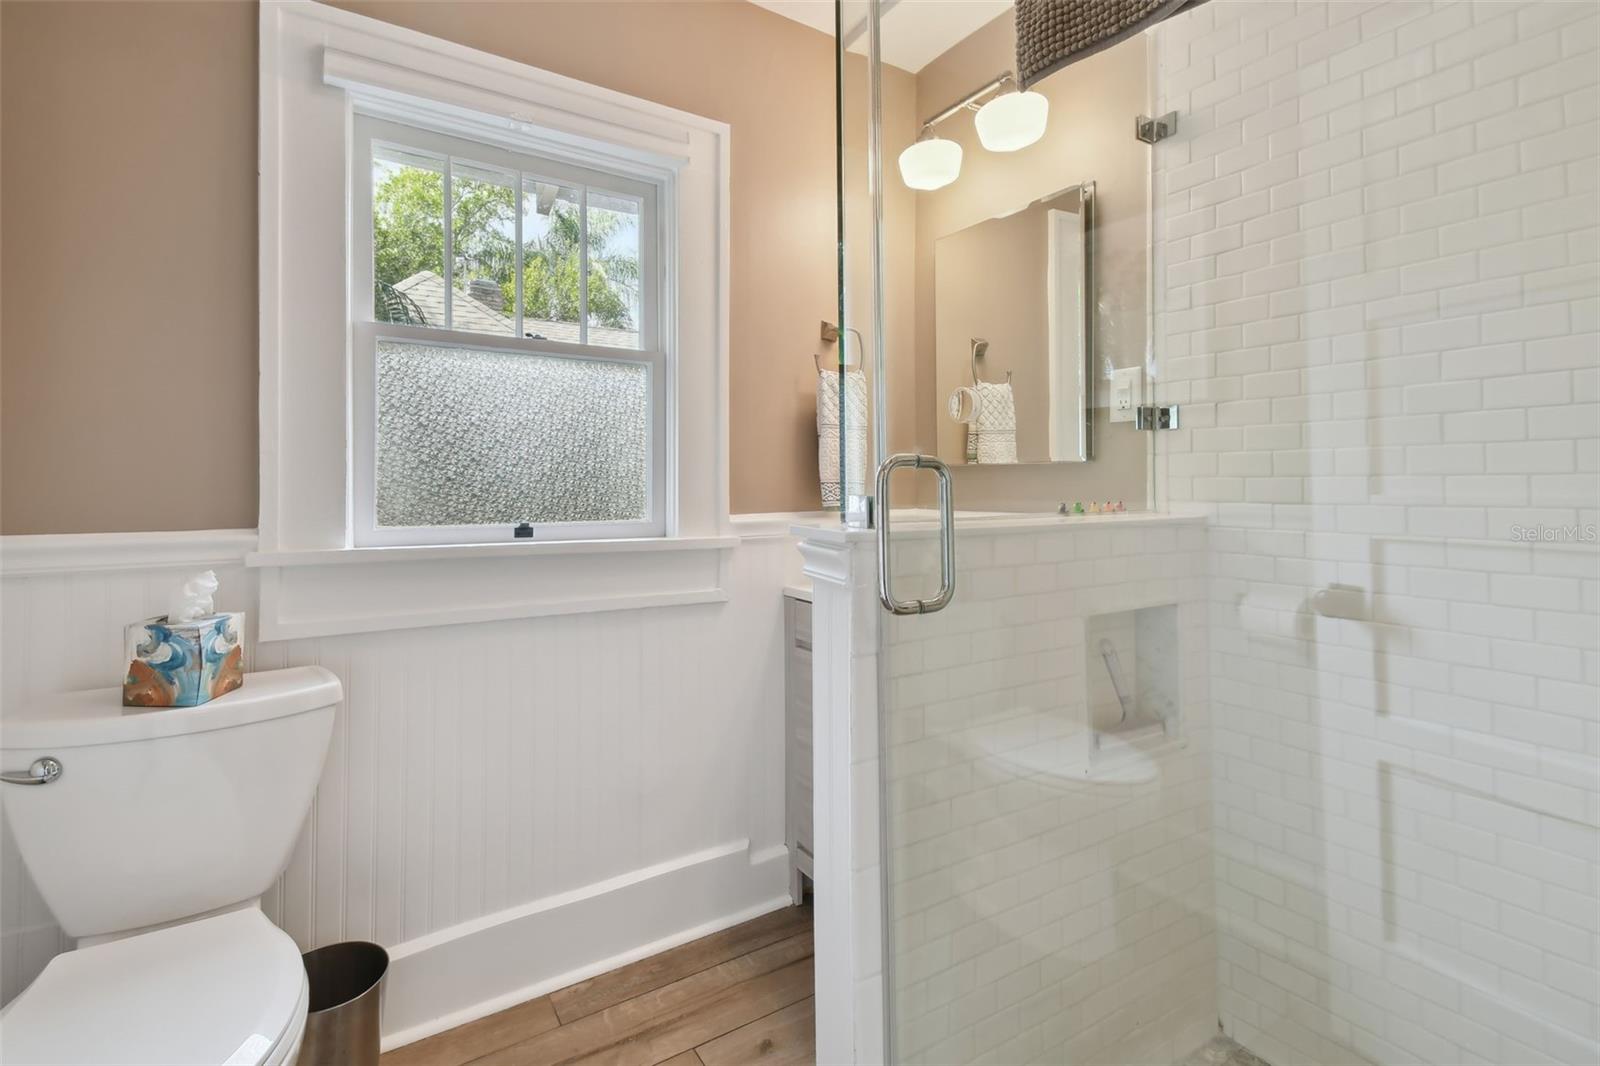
top-left (1181, 1034), bottom-right (1274, 1066)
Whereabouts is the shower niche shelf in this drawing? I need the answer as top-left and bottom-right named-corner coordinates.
top-left (1083, 604), bottom-right (1183, 777)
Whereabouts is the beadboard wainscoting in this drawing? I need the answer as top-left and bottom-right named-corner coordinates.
top-left (0, 516), bottom-right (812, 1047)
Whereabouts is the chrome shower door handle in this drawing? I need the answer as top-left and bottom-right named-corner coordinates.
top-left (876, 454), bottom-right (957, 616)
top-left (1, 756), bottom-right (62, 786)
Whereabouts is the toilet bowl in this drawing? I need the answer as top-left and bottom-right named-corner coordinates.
top-left (0, 667), bottom-right (341, 1065)
top-left (0, 909), bottom-right (309, 1065)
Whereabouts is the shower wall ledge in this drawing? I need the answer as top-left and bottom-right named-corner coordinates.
top-left (792, 507), bottom-right (1208, 543)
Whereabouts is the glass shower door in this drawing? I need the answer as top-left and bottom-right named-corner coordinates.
top-left (848, 2), bottom-right (1598, 1065)
top-left (840, 0), bottom-right (1204, 1060)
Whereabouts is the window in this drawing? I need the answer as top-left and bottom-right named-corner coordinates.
top-left (352, 117), bottom-right (665, 546)
top-left (258, 3), bottom-right (730, 638)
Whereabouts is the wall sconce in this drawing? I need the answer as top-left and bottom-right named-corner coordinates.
top-left (975, 89), bottom-right (1049, 152)
top-left (897, 135), bottom-right (963, 191)
top-left (897, 71), bottom-right (1048, 190)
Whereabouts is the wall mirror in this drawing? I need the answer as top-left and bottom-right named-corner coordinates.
top-left (934, 180), bottom-right (1094, 466)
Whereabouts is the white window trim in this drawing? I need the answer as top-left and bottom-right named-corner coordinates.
top-left (351, 116), bottom-right (668, 547)
top-left (254, 0), bottom-right (732, 640)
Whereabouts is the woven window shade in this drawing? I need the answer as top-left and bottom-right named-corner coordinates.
top-left (1014, 0), bottom-right (1207, 88)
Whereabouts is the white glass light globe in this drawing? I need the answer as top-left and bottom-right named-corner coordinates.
top-left (975, 90), bottom-right (1049, 152)
top-left (897, 137), bottom-right (962, 191)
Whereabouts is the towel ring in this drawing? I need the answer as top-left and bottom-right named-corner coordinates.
top-left (948, 386), bottom-right (983, 424)
top-left (970, 337), bottom-right (1013, 387)
top-left (816, 320), bottom-right (864, 373)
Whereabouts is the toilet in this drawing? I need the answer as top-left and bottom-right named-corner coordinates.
top-left (0, 667), bottom-right (341, 1065)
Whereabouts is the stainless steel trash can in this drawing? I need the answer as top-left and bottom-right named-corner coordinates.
top-left (300, 941), bottom-right (388, 1066)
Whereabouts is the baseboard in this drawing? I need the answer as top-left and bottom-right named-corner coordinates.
top-left (380, 840), bottom-right (792, 1050)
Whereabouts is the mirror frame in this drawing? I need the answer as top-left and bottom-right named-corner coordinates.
top-left (1053, 179), bottom-right (1094, 463)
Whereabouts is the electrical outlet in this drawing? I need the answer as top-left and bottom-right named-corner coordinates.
top-left (1109, 366), bottom-right (1142, 423)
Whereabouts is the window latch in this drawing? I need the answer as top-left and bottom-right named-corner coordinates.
top-left (513, 523), bottom-right (534, 539)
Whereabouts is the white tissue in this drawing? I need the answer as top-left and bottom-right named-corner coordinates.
top-left (169, 570), bottom-right (220, 624)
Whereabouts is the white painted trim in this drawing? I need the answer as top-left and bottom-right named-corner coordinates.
top-left (246, 535), bottom-right (738, 569)
top-left (255, 580), bottom-right (732, 641)
top-left (1046, 205), bottom-right (1088, 463)
top-left (0, 530), bottom-right (257, 577)
top-left (255, 541), bottom-right (733, 641)
top-left (792, 508), bottom-right (1208, 545)
top-left (380, 840), bottom-right (791, 1050)
top-left (0, 524), bottom-right (781, 579)
top-left (323, 48), bottom-right (694, 177)
top-left (256, 0), bottom-right (732, 636)
top-left (729, 511), bottom-right (834, 540)
top-left (387, 840), bottom-right (751, 960)
top-left (800, 533), bottom-right (886, 1066)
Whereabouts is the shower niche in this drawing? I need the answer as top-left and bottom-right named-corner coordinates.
top-left (1083, 604), bottom-right (1182, 774)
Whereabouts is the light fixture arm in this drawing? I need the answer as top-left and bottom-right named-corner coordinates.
top-left (917, 71), bottom-right (1015, 137)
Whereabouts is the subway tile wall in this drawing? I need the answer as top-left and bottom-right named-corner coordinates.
top-left (881, 518), bottom-right (1217, 1065)
top-left (1152, 2), bottom-right (1598, 1064)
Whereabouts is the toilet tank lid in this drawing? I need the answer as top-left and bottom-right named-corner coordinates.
top-left (1, 666), bottom-right (342, 751)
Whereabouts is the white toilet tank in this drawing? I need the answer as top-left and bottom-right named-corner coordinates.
top-left (0, 666), bottom-right (340, 941)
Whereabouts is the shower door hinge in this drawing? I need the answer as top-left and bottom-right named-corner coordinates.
top-left (1135, 111), bottom-right (1179, 144)
top-left (1135, 405), bottom-right (1181, 431)
top-left (844, 493), bottom-right (874, 530)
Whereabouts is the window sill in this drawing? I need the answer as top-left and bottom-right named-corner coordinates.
top-left (250, 535), bottom-right (739, 641)
top-left (245, 535), bottom-right (739, 569)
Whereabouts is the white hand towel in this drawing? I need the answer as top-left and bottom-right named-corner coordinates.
top-left (973, 381), bottom-right (1017, 464)
top-left (818, 369), bottom-right (869, 508)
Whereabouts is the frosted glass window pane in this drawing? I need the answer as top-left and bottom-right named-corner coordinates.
top-left (376, 340), bottom-right (649, 527)
top-left (520, 179), bottom-right (584, 344)
top-left (450, 161), bottom-right (517, 337)
top-left (372, 145), bottom-right (445, 327)
top-left (587, 191), bottom-right (643, 349)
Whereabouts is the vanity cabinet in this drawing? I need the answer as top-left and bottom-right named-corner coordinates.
top-left (784, 592), bottom-right (814, 903)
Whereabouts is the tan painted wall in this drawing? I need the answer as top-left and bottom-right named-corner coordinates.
top-left (0, 3), bottom-right (1151, 533)
top-left (908, 14), bottom-right (1152, 510)
top-left (1, 1), bottom-right (260, 534)
top-left (0, 0), bottom-right (848, 534)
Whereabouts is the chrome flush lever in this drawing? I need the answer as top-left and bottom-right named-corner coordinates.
top-left (1, 757), bottom-right (62, 786)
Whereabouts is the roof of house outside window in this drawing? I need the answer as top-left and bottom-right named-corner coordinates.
top-left (391, 272), bottom-right (640, 349)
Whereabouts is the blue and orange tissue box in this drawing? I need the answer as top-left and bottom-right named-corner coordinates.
top-left (123, 613), bottom-right (245, 708)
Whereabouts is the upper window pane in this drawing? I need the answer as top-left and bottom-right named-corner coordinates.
top-left (586, 191), bottom-right (643, 350)
top-left (372, 145), bottom-right (444, 328)
top-left (450, 161), bottom-right (517, 337)
top-left (520, 178), bottom-right (584, 344)
top-left (370, 133), bottom-right (651, 351)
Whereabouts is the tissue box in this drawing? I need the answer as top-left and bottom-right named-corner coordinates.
top-left (123, 613), bottom-right (245, 708)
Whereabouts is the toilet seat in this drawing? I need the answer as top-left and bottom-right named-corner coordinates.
top-left (0, 908), bottom-right (307, 1065)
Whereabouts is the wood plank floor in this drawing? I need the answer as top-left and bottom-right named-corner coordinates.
top-left (382, 905), bottom-right (815, 1066)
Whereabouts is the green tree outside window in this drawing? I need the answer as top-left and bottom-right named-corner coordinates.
top-left (372, 164), bottom-right (640, 333)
